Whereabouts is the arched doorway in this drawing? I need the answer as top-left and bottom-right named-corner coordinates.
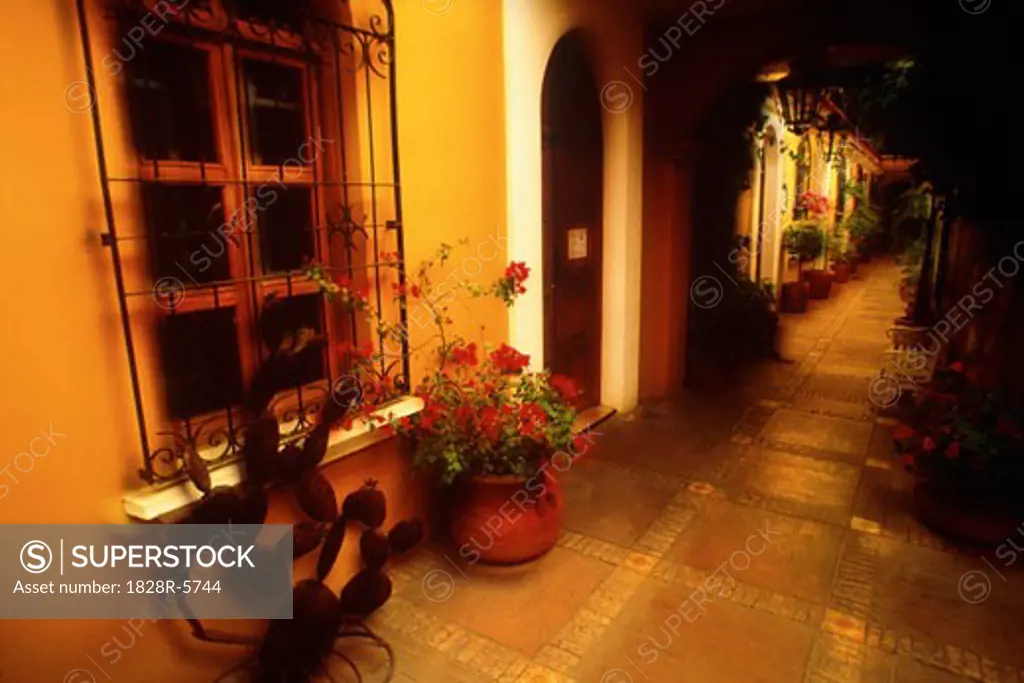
top-left (754, 125), bottom-right (782, 287)
top-left (541, 33), bottom-right (604, 410)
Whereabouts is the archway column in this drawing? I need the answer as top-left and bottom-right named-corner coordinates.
top-left (502, 0), bottom-right (644, 413)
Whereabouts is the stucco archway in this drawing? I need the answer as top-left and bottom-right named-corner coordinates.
top-left (753, 120), bottom-right (786, 289)
top-left (503, 3), bottom-right (644, 412)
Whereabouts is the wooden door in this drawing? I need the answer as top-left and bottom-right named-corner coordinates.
top-left (542, 34), bottom-right (603, 409)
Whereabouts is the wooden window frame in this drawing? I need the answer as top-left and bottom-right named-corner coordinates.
top-left (77, 0), bottom-right (409, 484)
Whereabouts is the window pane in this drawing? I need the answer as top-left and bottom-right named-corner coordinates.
top-left (244, 60), bottom-right (306, 166)
top-left (258, 186), bottom-right (314, 273)
top-left (158, 308), bottom-right (245, 420)
top-left (128, 42), bottom-right (216, 162)
top-left (143, 184), bottom-right (231, 284)
top-left (264, 294), bottom-right (326, 391)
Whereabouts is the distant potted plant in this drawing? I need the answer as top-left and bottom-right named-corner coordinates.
top-left (844, 246), bottom-right (860, 275)
top-left (828, 231), bottom-right (852, 283)
top-left (793, 192), bottom-right (833, 299)
top-left (843, 181), bottom-right (884, 262)
top-left (782, 220), bottom-right (825, 309)
top-left (898, 236), bottom-right (926, 315)
top-left (329, 244), bottom-right (589, 565)
top-left (892, 363), bottom-right (1024, 543)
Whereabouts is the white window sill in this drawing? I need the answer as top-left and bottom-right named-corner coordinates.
top-left (121, 396), bottom-right (423, 521)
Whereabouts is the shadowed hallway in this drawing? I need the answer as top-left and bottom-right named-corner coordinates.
top-left (361, 261), bottom-right (1024, 683)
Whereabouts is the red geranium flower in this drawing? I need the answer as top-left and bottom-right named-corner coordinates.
top-left (479, 406), bottom-right (504, 443)
top-left (549, 374), bottom-right (579, 402)
top-left (505, 261), bottom-right (530, 295)
top-left (450, 343), bottom-right (479, 366)
top-left (417, 399), bottom-right (444, 434)
top-left (490, 344), bottom-right (530, 374)
top-left (946, 441), bottom-right (960, 458)
top-left (519, 402), bottom-right (548, 439)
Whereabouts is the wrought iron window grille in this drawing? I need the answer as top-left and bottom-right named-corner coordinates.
top-left (74, 0), bottom-right (410, 484)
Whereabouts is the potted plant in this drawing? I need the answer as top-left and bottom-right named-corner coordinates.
top-left (827, 231), bottom-right (851, 283)
top-left (793, 192), bottom-right (833, 299)
top-left (843, 181), bottom-right (883, 262)
top-left (844, 246), bottom-right (860, 275)
top-left (327, 244), bottom-right (589, 565)
top-left (689, 257), bottom-right (779, 387)
top-left (898, 235), bottom-right (926, 314)
top-left (892, 363), bottom-right (1024, 544)
top-left (782, 220), bottom-right (825, 308)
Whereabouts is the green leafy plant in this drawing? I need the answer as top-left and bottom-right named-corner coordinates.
top-left (783, 220), bottom-right (825, 277)
top-left (898, 235), bottom-right (926, 306)
top-left (826, 228), bottom-right (846, 265)
top-left (842, 181), bottom-right (883, 248)
top-left (397, 344), bottom-right (585, 485)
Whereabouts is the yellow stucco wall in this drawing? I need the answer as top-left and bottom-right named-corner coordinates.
top-left (0, 0), bottom-right (506, 679)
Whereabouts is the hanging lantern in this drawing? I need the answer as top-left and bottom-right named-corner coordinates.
top-left (817, 112), bottom-right (849, 164)
top-left (775, 60), bottom-right (830, 135)
top-left (778, 86), bottom-right (824, 135)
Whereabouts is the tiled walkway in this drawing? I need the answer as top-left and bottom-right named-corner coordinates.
top-left (362, 262), bottom-right (1024, 683)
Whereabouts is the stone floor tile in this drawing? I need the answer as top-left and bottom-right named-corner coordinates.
top-left (662, 498), bottom-right (845, 603)
top-left (576, 578), bottom-right (816, 683)
top-left (560, 459), bottom-right (676, 547)
top-left (760, 409), bottom-right (874, 460)
top-left (404, 546), bottom-right (614, 657)
top-left (723, 447), bottom-right (860, 526)
top-left (870, 536), bottom-right (1024, 667)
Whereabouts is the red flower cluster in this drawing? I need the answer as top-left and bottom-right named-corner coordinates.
top-left (519, 402), bottom-right (548, 439)
top-left (505, 261), bottom-right (530, 295)
top-left (416, 397), bottom-right (445, 434)
top-left (549, 374), bottom-right (579, 403)
top-left (450, 342), bottom-right (479, 366)
top-left (490, 344), bottom-right (530, 374)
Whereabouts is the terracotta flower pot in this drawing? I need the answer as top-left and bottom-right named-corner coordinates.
top-left (831, 262), bottom-right (851, 283)
top-left (450, 472), bottom-right (563, 565)
top-left (913, 475), bottom-right (1022, 545)
top-left (803, 269), bottom-right (833, 299)
top-left (780, 281), bottom-right (809, 313)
